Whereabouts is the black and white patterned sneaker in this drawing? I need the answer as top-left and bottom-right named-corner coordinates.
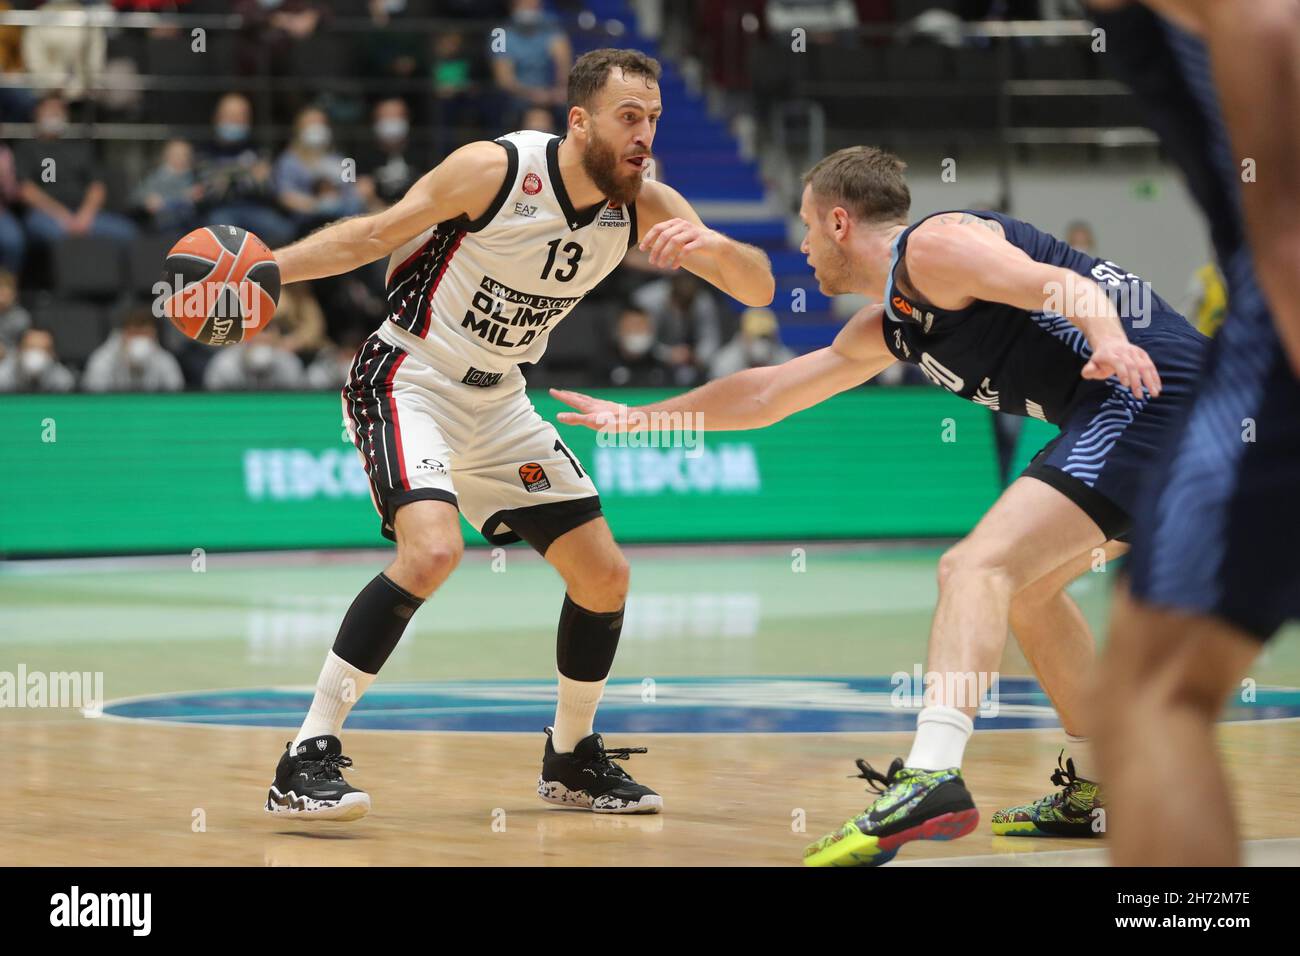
top-left (265, 735), bottom-right (371, 821)
top-left (538, 727), bottom-right (663, 814)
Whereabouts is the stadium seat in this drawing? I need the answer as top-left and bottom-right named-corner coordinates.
top-left (51, 237), bottom-right (129, 301)
top-left (32, 300), bottom-right (111, 368)
top-left (132, 233), bottom-right (183, 301)
top-left (288, 32), bottom-right (356, 80)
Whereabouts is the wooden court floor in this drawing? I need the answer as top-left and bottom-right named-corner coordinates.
top-left (4, 719), bottom-right (1299, 866)
top-left (3, 544), bottom-right (1299, 866)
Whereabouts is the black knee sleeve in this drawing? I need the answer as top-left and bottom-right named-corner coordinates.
top-left (331, 573), bottom-right (424, 674)
top-left (555, 594), bottom-right (624, 682)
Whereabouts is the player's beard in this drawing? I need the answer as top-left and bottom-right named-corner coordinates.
top-left (582, 126), bottom-right (645, 207)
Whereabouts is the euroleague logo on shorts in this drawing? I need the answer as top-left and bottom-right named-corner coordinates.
top-left (522, 172), bottom-right (543, 196)
top-left (518, 461), bottom-right (551, 492)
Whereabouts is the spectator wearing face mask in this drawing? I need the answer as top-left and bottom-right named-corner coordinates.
top-left (709, 307), bottom-right (794, 380)
top-left (132, 139), bottom-right (204, 235)
top-left (15, 93), bottom-right (138, 246)
top-left (203, 320), bottom-right (306, 391)
top-left (273, 106), bottom-right (365, 238)
top-left (632, 272), bottom-right (723, 384)
top-left (605, 306), bottom-right (673, 387)
top-left (357, 98), bottom-right (416, 212)
top-left (82, 309), bottom-right (185, 393)
top-left (490, 0), bottom-right (571, 128)
top-left (0, 327), bottom-right (76, 392)
top-left (0, 268), bottom-right (31, 350)
top-left (195, 93), bottom-right (295, 249)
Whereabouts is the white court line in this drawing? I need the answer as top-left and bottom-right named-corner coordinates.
top-left (891, 837), bottom-right (1300, 867)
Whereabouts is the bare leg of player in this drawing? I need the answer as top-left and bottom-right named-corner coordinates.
top-left (387, 500), bottom-right (466, 597)
top-left (804, 478), bottom-right (1113, 865)
top-left (914, 477), bottom-right (1108, 764)
top-left (533, 517), bottom-right (660, 812)
top-left (292, 499), bottom-right (463, 748)
top-left (1009, 540), bottom-right (1128, 748)
top-left (265, 500), bottom-right (462, 820)
top-left (544, 517), bottom-right (630, 753)
top-left (1095, 589), bottom-right (1261, 865)
top-left (977, 540), bottom-right (1130, 837)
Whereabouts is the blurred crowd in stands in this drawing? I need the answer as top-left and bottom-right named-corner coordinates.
top-left (0, 0), bottom-right (813, 393)
top-left (0, 0), bottom-right (1157, 396)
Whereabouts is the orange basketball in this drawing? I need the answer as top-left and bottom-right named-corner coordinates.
top-left (160, 225), bottom-right (280, 346)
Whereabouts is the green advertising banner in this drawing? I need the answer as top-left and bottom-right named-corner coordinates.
top-left (0, 388), bottom-right (1006, 556)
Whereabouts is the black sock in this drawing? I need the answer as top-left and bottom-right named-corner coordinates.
top-left (331, 573), bottom-right (424, 674)
top-left (556, 594), bottom-right (624, 682)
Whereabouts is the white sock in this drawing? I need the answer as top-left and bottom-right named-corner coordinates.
top-left (905, 705), bottom-right (974, 770)
top-left (1063, 732), bottom-right (1096, 780)
top-left (292, 651), bottom-right (375, 749)
top-left (552, 671), bottom-right (607, 753)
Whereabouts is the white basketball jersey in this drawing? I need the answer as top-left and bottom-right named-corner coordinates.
top-left (380, 130), bottom-right (637, 383)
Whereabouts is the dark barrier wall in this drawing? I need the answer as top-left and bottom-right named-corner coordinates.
top-left (0, 389), bottom-right (1042, 556)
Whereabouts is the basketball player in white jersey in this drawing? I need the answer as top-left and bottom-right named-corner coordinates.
top-left (262, 49), bottom-right (774, 820)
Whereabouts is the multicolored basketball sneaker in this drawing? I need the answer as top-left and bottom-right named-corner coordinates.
top-left (991, 751), bottom-right (1103, 838)
top-left (537, 728), bottom-right (663, 814)
top-left (265, 735), bottom-right (370, 821)
top-left (803, 757), bottom-right (979, 867)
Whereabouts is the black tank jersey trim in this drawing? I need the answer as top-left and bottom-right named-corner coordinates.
top-left (546, 135), bottom-right (607, 230)
top-left (458, 138), bottom-right (519, 233)
top-left (626, 200), bottom-right (638, 250)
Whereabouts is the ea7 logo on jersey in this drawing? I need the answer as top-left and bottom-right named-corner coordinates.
top-left (513, 202), bottom-right (538, 218)
top-left (519, 462), bottom-right (551, 492)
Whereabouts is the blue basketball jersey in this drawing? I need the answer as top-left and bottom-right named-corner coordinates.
top-left (881, 209), bottom-right (1197, 426)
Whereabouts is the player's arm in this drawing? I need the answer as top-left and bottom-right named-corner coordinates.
top-left (1196, 0), bottom-right (1300, 376)
top-left (273, 140), bottom-right (507, 285)
top-left (633, 179), bottom-right (775, 307)
top-left (551, 303), bottom-right (895, 432)
top-left (905, 219), bottom-right (1161, 397)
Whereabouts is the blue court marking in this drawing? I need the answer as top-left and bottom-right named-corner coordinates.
top-left (101, 676), bottom-right (1300, 734)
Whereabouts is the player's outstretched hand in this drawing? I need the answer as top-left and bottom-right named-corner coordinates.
top-left (550, 388), bottom-right (634, 431)
top-left (1081, 338), bottom-right (1162, 399)
top-left (639, 217), bottom-right (724, 270)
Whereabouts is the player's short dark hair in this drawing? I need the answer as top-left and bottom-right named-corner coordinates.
top-left (568, 48), bottom-right (661, 110)
top-left (803, 147), bottom-right (911, 224)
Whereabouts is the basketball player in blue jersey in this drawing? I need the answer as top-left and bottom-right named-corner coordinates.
top-left (262, 49), bottom-right (774, 820)
top-left (554, 145), bottom-right (1209, 864)
top-left (1086, 0), bottom-right (1300, 866)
